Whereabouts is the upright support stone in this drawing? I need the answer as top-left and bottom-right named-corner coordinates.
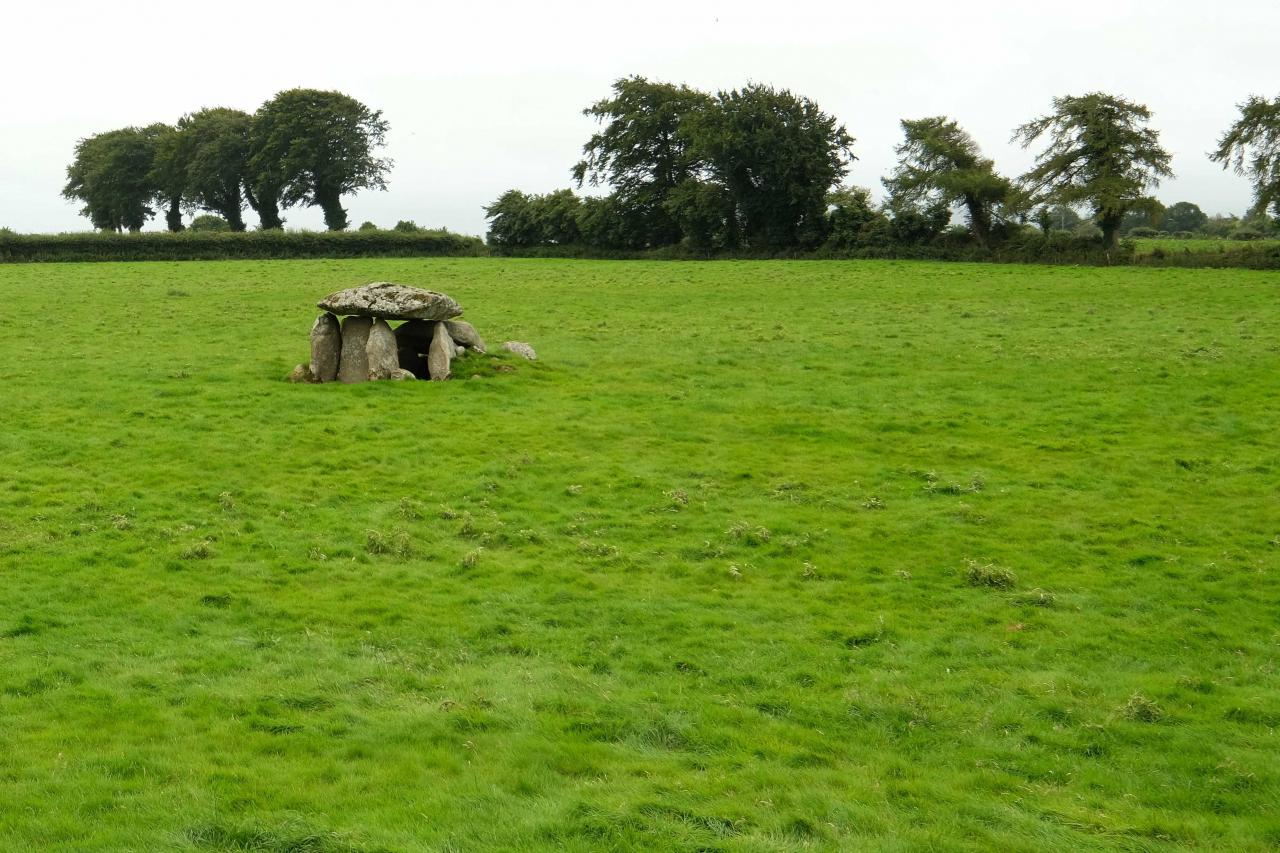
top-left (428, 321), bottom-right (455, 381)
top-left (366, 318), bottom-right (399, 380)
top-left (309, 312), bottom-right (342, 382)
top-left (444, 320), bottom-right (486, 353)
top-left (338, 316), bottom-right (373, 384)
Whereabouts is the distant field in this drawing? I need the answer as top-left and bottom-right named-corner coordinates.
top-left (1, 258), bottom-right (1277, 851)
top-left (1132, 236), bottom-right (1280, 256)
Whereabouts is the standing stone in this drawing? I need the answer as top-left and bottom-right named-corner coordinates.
top-left (338, 316), bottom-right (373, 384)
top-left (501, 341), bottom-right (537, 360)
top-left (444, 320), bottom-right (486, 353)
top-left (428, 321), bottom-right (455, 381)
top-left (309, 312), bottom-right (342, 382)
top-left (366, 318), bottom-right (399, 380)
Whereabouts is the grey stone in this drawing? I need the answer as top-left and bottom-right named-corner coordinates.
top-left (428, 321), bottom-right (454, 381)
top-left (318, 282), bottom-right (462, 321)
top-left (338, 316), bottom-right (373, 384)
top-left (286, 363), bottom-right (317, 383)
top-left (389, 368), bottom-right (417, 381)
top-left (309, 312), bottom-right (341, 382)
top-left (444, 320), bottom-right (486, 353)
top-left (366, 318), bottom-right (400, 380)
top-left (502, 341), bottom-right (537, 360)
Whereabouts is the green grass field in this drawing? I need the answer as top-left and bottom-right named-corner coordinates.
top-left (1, 258), bottom-right (1277, 851)
top-left (1132, 236), bottom-right (1280, 256)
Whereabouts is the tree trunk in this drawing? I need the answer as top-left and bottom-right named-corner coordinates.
top-left (965, 196), bottom-right (991, 248)
top-left (318, 190), bottom-right (348, 231)
top-left (165, 197), bottom-right (184, 232)
top-left (246, 186), bottom-right (283, 230)
top-left (1099, 211), bottom-right (1123, 249)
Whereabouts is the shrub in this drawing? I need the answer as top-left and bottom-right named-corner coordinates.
top-left (0, 229), bottom-right (485, 263)
top-left (190, 215), bottom-right (230, 232)
top-left (392, 220), bottom-right (423, 233)
top-left (358, 221), bottom-right (378, 231)
top-left (1128, 226), bottom-right (1159, 238)
top-left (1231, 226), bottom-right (1264, 241)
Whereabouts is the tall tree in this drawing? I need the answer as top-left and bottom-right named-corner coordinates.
top-left (249, 89), bottom-right (391, 231)
top-left (689, 84), bottom-right (855, 248)
top-left (1013, 93), bottom-right (1173, 248)
top-left (148, 123), bottom-right (187, 232)
top-left (1161, 201), bottom-right (1207, 233)
top-left (63, 127), bottom-right (159, 232)
top-left (1211, 96), bottom-right (1280, 220)
top-left (573, 77), bottom-right (713, 246)
top-left (883, 116), bottom-right (1011, 247)
top-left (181, 108), bottom-right (253, 231)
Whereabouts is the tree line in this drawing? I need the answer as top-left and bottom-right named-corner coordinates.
top-left (485, 78), bottom-right (1280, 253)
top-left (63, 89), bottom-right (391, 234)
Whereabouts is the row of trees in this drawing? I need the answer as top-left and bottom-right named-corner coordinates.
top-left (486, 78), bottom-right (1280, 252)
top-left (62, 90), bottom-right (390, 233)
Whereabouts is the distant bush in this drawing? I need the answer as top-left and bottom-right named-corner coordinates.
top-left (392, 220), bottom-right (423, 233)
top-left (0, 229), bottom-right (485, 263)
top-left (1231, 227), bottom-right (1264, 241)
top-left (358, 221), bottom-right (378, 231)
top-left (1172, 231), bottom-right (1195, 239)
top-left (190, 214), bottom-right (230, 232)
top-left (1128, 226), bottom-right (1159, 238)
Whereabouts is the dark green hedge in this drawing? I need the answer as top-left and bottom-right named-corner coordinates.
top-left (1133, 243), bottom-right (1280, 270)
top-left (0, 229), bottom-right (485, 263)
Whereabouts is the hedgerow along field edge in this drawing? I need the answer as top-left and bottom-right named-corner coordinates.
top-left (0, 258), bottom-right (1276, 850)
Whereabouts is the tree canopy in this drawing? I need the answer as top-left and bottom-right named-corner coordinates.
top-left (180, 108), bottom-right (254, 232)
top-left (1014, 93), bottom-right (1173, 248)
top-left (1211, 95), bottom-right (1280, 219)
top-left (63, 127), bottom-right (160, 232)
top-left (690, 84), bottom-right (855, 248)
top-left (884, 116), bottom-right (1012, 247)
top-left (573, 76), bottom-right (712, 247)
top-left (249, 89), bottom-right (392, 231)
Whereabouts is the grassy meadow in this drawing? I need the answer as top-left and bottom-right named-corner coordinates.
top-left (1132, 236), bottom-right (1280, 257)
top-left (1, 258), bottom-right (1277, 851)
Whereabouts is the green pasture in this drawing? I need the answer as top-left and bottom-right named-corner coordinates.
top-left (0, 258), bottom-right (1276, 851)
top-left (1132, 236), bottom-right (1280, 256)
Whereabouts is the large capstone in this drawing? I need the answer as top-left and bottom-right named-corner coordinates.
top-left (309, 312), bottom-right (342, 382)
top-left (318, 282), bottom-right (463, 321)
top-left (338, 316), bottom-right (373, 383)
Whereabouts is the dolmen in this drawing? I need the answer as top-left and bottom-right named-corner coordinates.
top-left (287, 282), bottom-right (488, 383)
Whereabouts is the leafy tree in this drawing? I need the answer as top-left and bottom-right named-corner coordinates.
top-left (180, 108), bottom-right (253, 232)
top-left (1014, 93), bottom-right (1173, 248)
top-left (1161, 201), bottom-right (1208, 233)
top-left (664, 180), bottom-right (738, 251)
top-left (358, 221), bottom-right (378, 231)
top-left (484, 189), bottom-right (582, 246)
top-left (148, 123), bottom-right (187, 232)
top-left (393, 220), bottom-right (423, 233)
top-left (485, 190), bottom-right (539, 247)
top-left (824, 186), bottom-right (885, 249)
top-left (883, 116), bottom-right (1011, 247)
top-left (689, 84), bottom-right (855, 248)
top-left (573, 77), bottom-right (713, 247)
top-left (249, 89), bottom-right (391, 231)
top-left (1212, 96), bottom-right (1280, 219)
top-left (63, 127), bottom-right (159, 232)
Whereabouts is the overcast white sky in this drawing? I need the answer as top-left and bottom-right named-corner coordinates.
top-left (3, 0), bottom-right (1276, 235)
